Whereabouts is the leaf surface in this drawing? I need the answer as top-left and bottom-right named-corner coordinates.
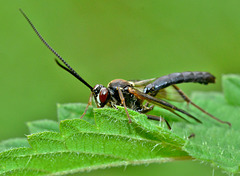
top-left (1, 74), bottom-right (240, 175)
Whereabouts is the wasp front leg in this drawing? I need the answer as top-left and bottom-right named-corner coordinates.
top-left (80, 92), bottom-right (93, 119)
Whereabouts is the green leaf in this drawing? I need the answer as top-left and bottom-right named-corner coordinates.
top-left (57, 103), bottom-right (94, 123)
top-left (0, 106), bottom-right (189, 175)
top-left (0, 138), bottom-right (30, 152)
top-left (1, 74), bottom-right (240, 175)
top-left (175, 92), bottom-right (240, 173)
top-left (27, 120), bottom-right (59, 134)
top-left (172, 74), bottom-right (240, 174)
top-left (223, 74), bottom-right (240, 106)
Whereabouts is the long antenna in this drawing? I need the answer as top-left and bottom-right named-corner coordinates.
top-left (19, 9), bottom-right (93, 91)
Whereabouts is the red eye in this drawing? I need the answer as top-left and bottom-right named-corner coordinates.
top-left (99, 88), bottom-right (108, 103)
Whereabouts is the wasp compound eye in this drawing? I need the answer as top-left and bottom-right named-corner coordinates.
top-left (93, 85), bottom-right (109, 107)
top-left (99, 87), bottom-right (109, 104)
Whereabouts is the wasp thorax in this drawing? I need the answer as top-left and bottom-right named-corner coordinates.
top-left (93, 84), bottom-right (109, 107)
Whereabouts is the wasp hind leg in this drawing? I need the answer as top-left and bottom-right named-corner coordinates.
top-left (147, 114), bottom-right (171, 130)
top-left (172, 85), bottom-right (231, 127)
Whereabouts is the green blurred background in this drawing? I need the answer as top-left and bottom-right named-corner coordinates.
top-left (1, 1), bottom-right (239, 175)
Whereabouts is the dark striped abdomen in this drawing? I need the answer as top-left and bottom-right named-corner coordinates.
top-left (143, 72), bottom-right (215, 94)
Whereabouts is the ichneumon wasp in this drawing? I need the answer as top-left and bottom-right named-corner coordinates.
top-left (20, 9), bottom-right (231, 129)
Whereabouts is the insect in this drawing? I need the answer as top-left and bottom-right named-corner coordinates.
top-left (20, 9), bottom-right (231, 129)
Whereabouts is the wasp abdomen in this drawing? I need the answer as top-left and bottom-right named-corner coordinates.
top-left (144, 72), bottom-right (215, 94)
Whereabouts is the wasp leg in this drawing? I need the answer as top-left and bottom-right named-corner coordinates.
top-left (80, 92), bottom-right (93, 119)
top-left (144, 102), bottom-right (155, 110)
top-left (110, 102), bottom-right (118, 109)
top-left (188, 133), bottom-right (195, 139)
top-left (117, 87), bottom-right (132, 123)
top-left (172, 85), bottom-right (192, 105)
top-left (147, 114), bottom-right (171, 130)
top-left (138, 103), bottom-right (154, 113)
top-left (172, 85), bottom-right (231, 127)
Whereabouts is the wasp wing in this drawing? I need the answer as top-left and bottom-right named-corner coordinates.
top-left (152, 85), bottom-right (185, 102)
top-left (128, 78), bottom-right (156, 87)
top-left (129, 78), bottom-right (190, 102)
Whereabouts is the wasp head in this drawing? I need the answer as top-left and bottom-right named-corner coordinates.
top-left (92, 84), bottom-right (110, 107)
